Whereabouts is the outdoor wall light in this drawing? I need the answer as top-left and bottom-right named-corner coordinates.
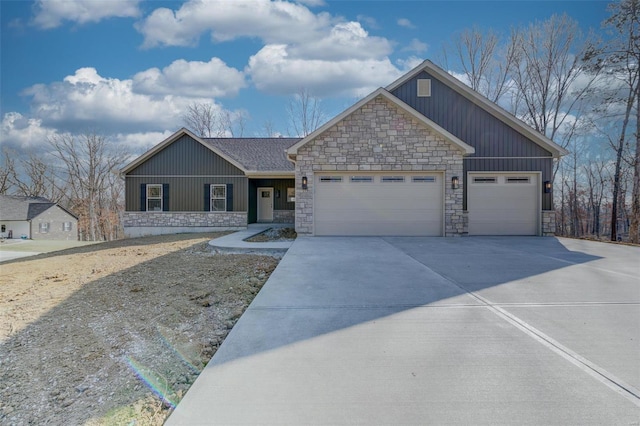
top-left (452, 176), bottom-right (460, 190)
top-left (302, 176), bottom-right (308, 190)
top-left (544, 180), bottom-right (552, 193)
top-left (275, 189), bottom-right (281, 198)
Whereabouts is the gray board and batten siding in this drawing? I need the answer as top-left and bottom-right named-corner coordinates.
top-left (124, 134), bottom-right (248, 212)
top-left (390, 70), bottom-right (555, 210)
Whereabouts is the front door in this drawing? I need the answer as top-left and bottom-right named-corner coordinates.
top-left (257, 187), bottom-right (274, 222)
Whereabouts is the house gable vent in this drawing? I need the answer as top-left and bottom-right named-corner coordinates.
top-left (417, 79), bottom-right (432, 97)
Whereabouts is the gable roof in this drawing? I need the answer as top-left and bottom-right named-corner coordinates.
top-left (386, 60), bottom-right (569, 158)
top-left (205, 138), bottom-right (299, 173)
top-left (120, 128), bottom-right (248, 175)
top-left (287, 88), bottom-right (475, 156)
top-left (0, 195), bottom-right (77, 221)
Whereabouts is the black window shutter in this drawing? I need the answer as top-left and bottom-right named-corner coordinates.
top-left (162, 184), bottom-right (170, 211)
top-left (140, 184), bottom-right (147, 211)
top-left (204, 184), bottom-right (211, 211)
top-left (226, 184), bottom-right (233, 212)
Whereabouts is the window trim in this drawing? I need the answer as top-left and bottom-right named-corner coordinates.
top-left (320, 176), bottom-right (343, 183)
top-left (39, 222), bottom-right (50, 233)
top-left (146, 184), bottom-right (163, 211)
top-left (63, 222), bottom-right (72, 231)
top-left (350, 176), bottom-right (374, 183)
top-left (412, 176), bottom-right (436, 183)
top-left (210, 184), bottom-right (227, 212)
top-left (381, 176), bottom-right (405, 183)
top-left (473, 177), bottom-right (497, 184)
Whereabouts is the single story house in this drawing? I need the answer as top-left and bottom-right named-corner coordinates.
top-left (122, 60), bottom-right (567, 237)
top-left (0, 195), bottom-right (78, 240)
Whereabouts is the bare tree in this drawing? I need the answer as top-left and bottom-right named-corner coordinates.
top-left (287, 88), bottom-right (326, 137)
top-left (593, 0), bottom-right (640, 241)
top-left (0, 147), bottom-right (16, 194)
top-left (508, 14), bottom-right (600, 143)
top-left (183, 102), bottom-right (219, 137)
top-left (442, 26), bottom-right (516, 103)
top-left (183, 102), bottom-right (249, 137)
top-left (48, 133), bottom-right (129, 241)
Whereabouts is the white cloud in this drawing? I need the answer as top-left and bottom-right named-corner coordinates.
top-left (21, 67), bottom-right (224, 134)
top-left (247, 44), bottom-right (403, 97)
top-left (295, 0), bottom-right (326, 6)
top-left (132, 57), bottom-right (246, 98)
top-left (289, 22), bottom-right (392, 61)
top-left (397, 18), bottom-right (415, 29)
top-left (396, 56), bottom-right (425, 72)
top-left (0, 112), bottom-right (58, 148)
top-left (402, 38), bottom-right (428, 54)
top-left (32, 0), bottom-right (141, 29)
top-left (136, 0), bottom-right (333, 48)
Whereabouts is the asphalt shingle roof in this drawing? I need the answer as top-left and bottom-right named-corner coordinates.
top-left (204, 138), bottom-right (300, 172)
top-left (0, 195), bottom-right (54, 221)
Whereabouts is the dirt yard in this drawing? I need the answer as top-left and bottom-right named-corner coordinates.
top-left (0, 233), bottom-right (280, 425)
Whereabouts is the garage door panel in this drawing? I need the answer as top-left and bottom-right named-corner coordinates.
top-left (315, 174), bottom-right (442, 236)
top-left (468, 173), bottom-right (538, 236)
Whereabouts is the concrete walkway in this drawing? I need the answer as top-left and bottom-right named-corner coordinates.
top-left (168, 236), bottom-right (640, 425)
top-left (208, 223), bottom-right (294, 254)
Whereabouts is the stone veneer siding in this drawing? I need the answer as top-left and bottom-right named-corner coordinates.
top-left (123, 211), bottom-right (247, 228)
top-left (295, 95), bottom-right (466, 236)
top-left (272, 210), bottom-right (295, 224)
top-left (542, 210), bottom-right (556, 236)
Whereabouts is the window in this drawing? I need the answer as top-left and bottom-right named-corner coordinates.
top-left (1, 225), bottom-right (5, 233)
top-left (506, 177), bottom-right (531, 183)
top-left (381, 176), bottom-right (405, 183)
top-left (39, 222), bottom-right (49, 233)
top-left (211, 184), bottom-right (226, 212)
top-left (473, 177), bottom-right (497, 184)
top-left (350, 176), bottom-right (373, 183)
top-left (412, 176), bottom-right (436, 183)
top-left (147, 184), bottom-right (163, 211)
top-left (417, 79), bottom-right (432, 97)
top-left (63, 222), bottom-right (72, 231)
top-left (287, 188), bottom-right (295, 203)
top-left (320, 176), bottom-right (343, 182)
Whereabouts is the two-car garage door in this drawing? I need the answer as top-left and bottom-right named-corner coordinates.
top-left (314, 173), bottom-right (443, 236)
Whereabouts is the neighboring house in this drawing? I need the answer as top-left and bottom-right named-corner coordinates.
top-left (122, 60), bottom-right (567, 237)
top-left (0, 195), bottom-right (78, 240)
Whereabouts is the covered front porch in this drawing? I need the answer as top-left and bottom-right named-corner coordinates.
top-left (248, 178), bottom-right (295, 224)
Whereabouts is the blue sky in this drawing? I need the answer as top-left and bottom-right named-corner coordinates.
top-left (0, 0), bottom-right (610, 153)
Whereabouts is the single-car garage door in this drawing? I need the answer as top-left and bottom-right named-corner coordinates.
top-left (468, 173), bottom-right (539, 235)
top-left (314, 173), bottom-right (443, 236)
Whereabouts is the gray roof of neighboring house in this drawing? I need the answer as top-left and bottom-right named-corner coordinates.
top-left (0, 195), bottom-right (77, 221)
top-left (205, 138), bottom-right (300, 172)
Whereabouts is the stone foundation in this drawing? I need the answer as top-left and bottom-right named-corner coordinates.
top-left (542, 210), bottom-right (556, 236)
top-left (123, 211), bottom-right (248, 235)
top-left (273, 210), bottom-right (295, 224)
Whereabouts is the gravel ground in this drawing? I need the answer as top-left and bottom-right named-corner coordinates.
top-left (245, 227), bottom-right (297, 242)
top-left (0, 233), bottom-right (280, 425)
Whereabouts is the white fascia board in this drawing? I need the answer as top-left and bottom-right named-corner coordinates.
top-left (287, 88), bottom-right (474, 156)
top-left (120, 128), bottom-right (248, 175)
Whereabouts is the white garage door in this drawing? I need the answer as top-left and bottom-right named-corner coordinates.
top-left (468, 173), bottom-right (539, 235)
top-left (314, 173), bottom-right (443, 236)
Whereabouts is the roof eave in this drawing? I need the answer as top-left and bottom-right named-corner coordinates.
top-left (245, 171), bottom-right (295, 178)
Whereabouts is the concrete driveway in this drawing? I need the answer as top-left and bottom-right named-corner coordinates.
top-left (168, 236), bottom-right (640, 425)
